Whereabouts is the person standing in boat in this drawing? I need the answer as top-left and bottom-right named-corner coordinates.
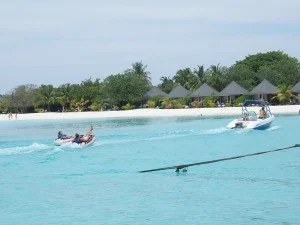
top-left (259, 107), bottom-right (265, 119)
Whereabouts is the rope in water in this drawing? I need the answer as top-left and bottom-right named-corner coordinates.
top-left (139, 144), bottom-right (300, 173)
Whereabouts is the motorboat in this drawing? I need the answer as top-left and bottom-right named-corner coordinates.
top-left (226, 100), bottom-right (275, 130)
top-left (54, 135), bottom-right (96, 147)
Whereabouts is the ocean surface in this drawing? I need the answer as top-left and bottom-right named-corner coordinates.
top-left (1, 115), bottom-right (300, 225)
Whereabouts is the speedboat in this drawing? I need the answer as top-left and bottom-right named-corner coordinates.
top-left (54, 135), bottom-right (96, 147)
top-left (226, 100), bottom-right (275, 130)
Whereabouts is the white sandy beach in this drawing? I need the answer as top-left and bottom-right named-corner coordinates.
top-left (0, 105), bottom-right (299, 121)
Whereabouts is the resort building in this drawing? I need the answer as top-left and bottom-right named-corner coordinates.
top-left (250, 79), bottom-right (278, 103)
top-left (292, 81), bottom-right (300, 102)
top-left (219, 81), bottom-right (249, 104)
top-left (168, 85), bottom-right (191, 99)
top-left (190, 83), bottom-right (219, 102)
top-left (145, 86), bottom-right (168, 98)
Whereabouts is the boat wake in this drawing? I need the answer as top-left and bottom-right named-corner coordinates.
top-left (93, 128), bottom-right (230, 147)
top-left (56, 142), bottom-right (86, 149)
top-left (191, 127), bottom-right (229, 135)
top-left (266, 125), bottom-right (281, 131)
top-left (0, 143), bottom-right (52, 156)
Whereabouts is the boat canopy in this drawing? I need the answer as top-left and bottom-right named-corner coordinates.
top-left (242, 100), bottom-right (272, 116)
top-left (243, 100), bottom-right (268, 107)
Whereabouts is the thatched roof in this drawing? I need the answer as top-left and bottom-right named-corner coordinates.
top-left (250, 79), bottom-right (278, 95)
top-left (190, 83), bottom-right (219, 97)
top-left (145, 86), bottom-right (167, 98)
top-left (219, 81), bottom-right (248, 96)
top-left (292, 81), bottom-right (300, 93)
top-left (168, 85), bottom-right (191, 98)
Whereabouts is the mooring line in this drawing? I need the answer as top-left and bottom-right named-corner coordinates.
top-left (139, 144), bottom-right (300, 173)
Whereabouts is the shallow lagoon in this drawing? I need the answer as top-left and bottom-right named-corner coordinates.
top-left (1, 116), bottom-right (300, 225)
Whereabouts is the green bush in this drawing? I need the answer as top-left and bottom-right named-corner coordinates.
top-left (233, 95), bottom-right (251, 107)
top-left (174, 101), bottom-right (184, 109)
top-left (90, 103), bottom-right (102, 111)
top-left (203, 96), bottom-right (217, 107)
top-left (161, 98), bottom-right (172, 109)
top-left (112, 106), bottom-right (119, 111)
top-left (121, 103), bottom-right (135, 110)
top-left (191, 101), bottom-right (201, 108)
top-left (176, 98), bottom-right (187, 106)
top-left (150, 95), bottom-right (164, 107)
top-left (34, 108), bottom-right (45, 113)
top-left (147, 100), bottom-right (156, 108)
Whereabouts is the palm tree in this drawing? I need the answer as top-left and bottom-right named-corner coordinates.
top-left (205, 64), bottom-right (228, 91)
top-left (130, 61), bottom-right (151, 80)
top-left (210, 63), bottom-right (222, 76)
top-left (193, 65), bottom-right (206, 83)
top-left (71, 98), bottom-right (90, 112)
top-left (36, 85), bottom-right (56, 112)
top-left (191, 65), bottom-right (207, 91)
top-left (57, 84), bottom-right (71, 112)
top-left (272, 84), bottom-right (295, 104)
top-left (173, 68), bottom-right (198, 90)
top-left (159, 76), bottom-right (174, 93)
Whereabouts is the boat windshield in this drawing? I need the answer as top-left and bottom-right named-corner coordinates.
top-left (247, 111), bottom-right (257, 117)
top-left (242, 100), bottom-right (272, 116)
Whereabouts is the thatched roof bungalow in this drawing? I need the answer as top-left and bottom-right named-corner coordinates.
top-left (168, 85), bottom-right (191, 98)
top-left (250, 79), bottom-right (278, 102)
top-left (219, 81), bottom-right (249, 104)
top-left (190, 83), bottom-right (219, 101)
top-left (145, 86), bottom-right (168, 98)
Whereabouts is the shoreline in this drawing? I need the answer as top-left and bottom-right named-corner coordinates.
top-left (0, 105), bottom-right (299, 121)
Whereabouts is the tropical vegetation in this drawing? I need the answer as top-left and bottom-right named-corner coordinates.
top-left (1, 51), bottom-right (300, 113)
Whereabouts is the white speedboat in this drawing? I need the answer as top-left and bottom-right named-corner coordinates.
top-left (226, 100), bottom-right (275, 130)
top-left (54, 135), bottom-right (96, 147)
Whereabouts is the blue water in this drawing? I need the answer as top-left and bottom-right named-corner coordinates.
top-left (1, 116), bottom-right (300, 225)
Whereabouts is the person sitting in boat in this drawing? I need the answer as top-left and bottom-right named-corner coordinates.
top-left (72, 133), bottom-right (83, 144)
top-left (81, 126), bottom-right (93, 142)
top-left (259, 107), bottom-right (265, 119)
top-left (72, 126), bottom-right (93, 144)
top-left (58, 131), bottom-right (70, 139)
top-left (243, 112), bottom-right (249, 121)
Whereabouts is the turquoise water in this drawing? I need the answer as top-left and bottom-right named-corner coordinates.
top-left (1, 116), bottom-right (300, 225)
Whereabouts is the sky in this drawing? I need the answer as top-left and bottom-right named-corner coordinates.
top-left (1, 0), bottom-right (300, 94)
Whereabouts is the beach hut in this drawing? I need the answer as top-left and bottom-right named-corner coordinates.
top-left (145, 86), bottom-right (168, 98)
top-left (292, 81), bottom-right (300, 93)
top-left (292, 81), bottom-right (300, 103)
top-left (168, 85), bottom-right (191, 99)
top-left (190, 83), bottom-right (219, 101)
top-left (250, 79), bottom-right (278, 102)
top-left (219, 81), bottom-right (249, 104)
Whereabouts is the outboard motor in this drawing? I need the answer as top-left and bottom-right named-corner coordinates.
top-left (235, 122), bottom-right (243, 128)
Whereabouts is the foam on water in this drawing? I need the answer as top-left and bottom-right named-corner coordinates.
top-left (0, 143), bottom-right (52, 155)
top-left (191, 127), bottom-right (230, 135)
top-left (266, 125), bottom-right (281, 131)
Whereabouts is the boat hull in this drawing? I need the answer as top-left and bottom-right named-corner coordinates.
top-left (226, 115), bottom-right (275, 130)
top-left (54, 135), bottom-right (96, 147)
